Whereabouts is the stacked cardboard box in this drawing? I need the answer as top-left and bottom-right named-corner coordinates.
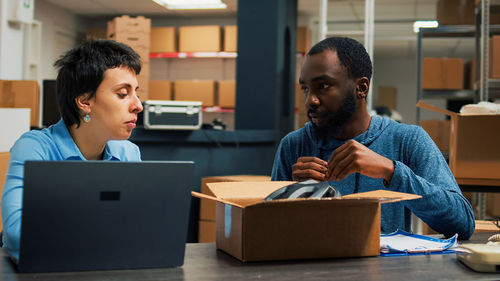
top-left (174, 80), bottom-right (215, 107)
top-left (0, 80), bottom-right (40, 127)
top-left (107, 15), bottom-right (151, 100)
top-left (149, 80), bottom-right (172, 100)
top-left (377, 86), bottom-right (397, 110)
top-left (198, 175), bottom-right (271, 242)
top-left (297, 26), bottom-right (311, 53)
top-left (150, 27), bottom-right (176, 53)
top-left (179, 25), bottom-right (221, 52)
top-left (422, 58), bottom-right (464, 90)
top-left (217, 80), bottom-right (235, 108)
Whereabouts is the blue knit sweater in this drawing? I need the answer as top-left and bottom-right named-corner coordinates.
top-left (271, 115), bottom-right (475, 239)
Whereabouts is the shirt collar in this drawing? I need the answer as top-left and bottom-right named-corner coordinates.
top-left (51, 119), bottom-right (121, 161)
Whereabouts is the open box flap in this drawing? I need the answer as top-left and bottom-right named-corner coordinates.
top-left (417, 100), bottom-right (457, 117)
top-left (206, 181), bottom-right (296, 200)
top-left (191, 191), bottom-right (245, 208)
top-left (342, 189), bottom-right (421, 204)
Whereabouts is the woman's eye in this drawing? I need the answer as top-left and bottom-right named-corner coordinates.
top-left (118, 93), bottom-right (127, 98)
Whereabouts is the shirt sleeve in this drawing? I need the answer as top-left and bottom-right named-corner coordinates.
top-left (271, 137), bottom-right (293, 181)
top-left (388, 126), bottom-right (475, 240)
top-left (1, 134), bottom-right (47, 258)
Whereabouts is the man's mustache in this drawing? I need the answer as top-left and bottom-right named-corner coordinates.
top-left (307, 108), bottom-right (330, 118)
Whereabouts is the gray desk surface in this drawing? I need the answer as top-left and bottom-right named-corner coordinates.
top-left (2, 232), bottom-right (500, 281)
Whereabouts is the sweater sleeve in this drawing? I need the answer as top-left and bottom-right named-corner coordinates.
top-left (388, 126), bottom-right (475, 239)
top-left (271, 136), bottom-right (294, 181)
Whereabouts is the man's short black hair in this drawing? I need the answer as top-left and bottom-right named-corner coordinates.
top-left (307, 36), bottom-right (372, 82)
top-left (54, 39), bottom-right (142, 127)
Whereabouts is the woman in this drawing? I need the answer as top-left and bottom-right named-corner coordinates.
top-left (1, 39), bottom-right (144, 259)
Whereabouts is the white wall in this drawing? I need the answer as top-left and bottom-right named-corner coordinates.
top-left (34, 0), bottom-right (87, 81)
top-left (0, 0), bottom-right (25, 79)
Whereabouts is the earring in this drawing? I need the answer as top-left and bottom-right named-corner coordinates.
top-left (83, 114), bottom-right (91, 123)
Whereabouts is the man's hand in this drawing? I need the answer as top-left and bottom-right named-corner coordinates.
top-left (292, 157), bottom-right (328, 182)
top-left (326, 140), bottom-right (394, 183)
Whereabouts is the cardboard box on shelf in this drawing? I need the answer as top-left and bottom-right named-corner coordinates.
top-left (377, 86), bottom-right (397, 110)
top-left (149, 80), bottom-right (172, 100)
top-left (179, 25), bottom-right (221, 52)
top-left (0, 80), bottom-right (40, 127)
top-left (0, 152), bottom-right (10, 231)
top-left (86, 28), bottom-right (107, 40)
top-left (107, 15), bottom-right (151, 38)
top-left (0, 108), bottom-right (30, 152)
top-left (217, 80), bottom-right (235, 108)
top-left (198, 220), bottom-right (216, 243)
top-left (200, 175), bottom-right (271, 221)
top-left (420, 120), bottom-right (451, 151)
top-left (422, 58), bottom-right (464, 90)
top-left (417, 101), bottom-right (500, 181)
top-left (111, 32), bottom-right (150, 49)
top-left (490, 36), bottom-right (500, 78)
top-left (192, 181), bottom-right (420, 262)
top-left (174, 80), bottom-right (216, 107)
top-left (297, 26), bottom-right (311, 53)
top-left (223, 25), bottom-right (237, 52)
top-left (151, 27), bottom-right (176, 53)
top-left (436, 0), bottom-right (475, 25)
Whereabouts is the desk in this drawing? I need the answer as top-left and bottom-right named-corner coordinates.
top-left (1, 233), bottom-right (499, 281)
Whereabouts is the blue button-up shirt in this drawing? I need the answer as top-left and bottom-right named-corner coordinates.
top-left (1, 119), bottom-right (141, 260)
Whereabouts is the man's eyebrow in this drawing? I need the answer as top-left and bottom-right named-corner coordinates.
top-left (310, 74), bottom-right (334, 83)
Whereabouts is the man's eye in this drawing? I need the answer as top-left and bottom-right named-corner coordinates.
top-left (320, 83), bottom-right (329, 89)
top-left (301, 86), bottom-right (309, 93)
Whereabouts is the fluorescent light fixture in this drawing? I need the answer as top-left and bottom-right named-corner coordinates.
top-left (153, 0), bottom-right (227, 10)
top-left (413, 20), bottom-right (439, 33)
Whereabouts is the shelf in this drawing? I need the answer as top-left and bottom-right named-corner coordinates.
top-left (422, 89), bottom-right (475, 99)
top-left (150, 52), bottom-right (237, 59)
top-left (419, 25), bottom-right (500, 37)
top-left (203, 106), bottom-right (234, 113)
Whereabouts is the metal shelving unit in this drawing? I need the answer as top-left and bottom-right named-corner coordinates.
top-left (416, 0), bottom-right (500, 124)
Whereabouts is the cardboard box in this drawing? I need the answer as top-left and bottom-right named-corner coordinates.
top-left (0, 108), bottom-right (30, 152)
top-left (475, 220), bottom-right (500, 232)
top-left (0, 152), bottom-right (9, 231)
top-left (297, 26), bottom-right (311, 53)
top-left (174, 80), bottom-right (216, 107)
top-left (0, 80), bottom-right (40, 127)
top-left (200, 175), bottom-right (271, 221)
top-left (422, 58), bottom-right (464, 90)
top-left (151, 27), bottom-right (176, 53)
top-left (491, 36), bottom-right (500, 78)
top-left (107, 15), bottom-right (151, 38)
top-left (217, 80), bottom-right (235, 108)
top-left (149, 80), bottom-right (172, 100)
top-left (179, 25), bottom-right (221, 52)
top-left (192, 182), bottom-right (420, 262)
top-left (417, 101), bottom-right (500, 181)
top-left (377, 86), bottom-right (397, 110)
top-left (86, 28), bottom-right (107, 40)
top-left (420, 120), bottom-right (451, 151)
top-left (198, 220), bottom-right (216, 243)
top-left (436, 0), bottom-right (475, 25)
top-left (223, 25), bottom-right (237, 52)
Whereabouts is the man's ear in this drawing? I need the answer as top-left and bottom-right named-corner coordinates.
top-left (355, 77), bottom-right (370, 99)
top-left (75, 93), bottom-right (92, 114)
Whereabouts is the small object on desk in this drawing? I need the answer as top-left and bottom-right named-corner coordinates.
top-left (457, 244), bottom-right (500, 273)
top-left (380, 229), bottom-right (458, 256)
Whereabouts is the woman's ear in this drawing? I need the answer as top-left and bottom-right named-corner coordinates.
top-left (75, 93), bottom-right (92, 114)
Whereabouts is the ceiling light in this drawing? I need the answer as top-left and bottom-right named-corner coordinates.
top-left (152, 0), bottom-right (227, 10)
top-left (413, 20), bottom-right (439, 33)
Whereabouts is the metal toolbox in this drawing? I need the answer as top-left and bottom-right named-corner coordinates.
top-left (143, 100), bottom-right (202, 130)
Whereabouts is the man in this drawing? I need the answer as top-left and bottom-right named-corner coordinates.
top-left (271, 37), bottom-right (474, 239)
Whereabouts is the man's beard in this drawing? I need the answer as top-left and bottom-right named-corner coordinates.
top-left (308, 90), bottom-right (357, 140)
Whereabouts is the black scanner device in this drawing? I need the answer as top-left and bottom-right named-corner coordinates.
top-left (264, 180), bottom-right (341, 201)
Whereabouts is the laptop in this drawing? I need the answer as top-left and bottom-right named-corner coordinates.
top-left (16, 160), bottom-right (194, 273)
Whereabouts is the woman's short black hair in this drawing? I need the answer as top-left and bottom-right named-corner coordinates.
top-left (307, 36), bottom-right (372, 82)
top-left (54, 39), bottom-right (142, 127)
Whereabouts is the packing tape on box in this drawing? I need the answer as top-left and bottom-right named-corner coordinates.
top-left (225, 205), bottom-right (231, 238)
